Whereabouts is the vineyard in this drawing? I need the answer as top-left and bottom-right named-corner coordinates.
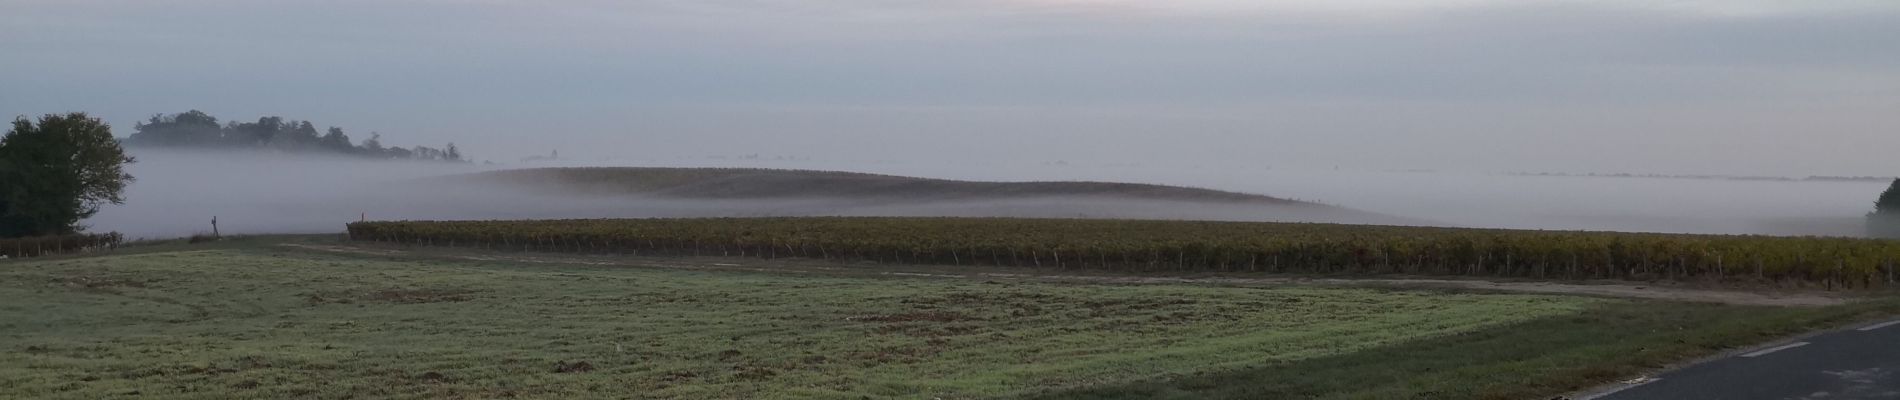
top-left (347, 218), bottom-right (1900, 288)
top-left (0, 233), bottom-right (122, 259)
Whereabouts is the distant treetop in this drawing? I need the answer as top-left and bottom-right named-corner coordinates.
top-left (126, 110), bottom-right (466, 162)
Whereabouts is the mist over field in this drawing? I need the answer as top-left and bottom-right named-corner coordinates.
top-left (85, 150), bottom-right (1888, 239)
top-left (15, 0), bottom-right (1895, 239)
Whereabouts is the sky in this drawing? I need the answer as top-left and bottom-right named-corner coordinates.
top-left (4, 0), bottom-right (1899, 176)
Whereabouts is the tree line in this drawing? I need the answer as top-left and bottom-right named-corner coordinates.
top-left (126, 110), bottom-right (465, 162)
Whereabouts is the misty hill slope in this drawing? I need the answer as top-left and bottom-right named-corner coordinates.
top-left (435, 167), bottom-right (1424, 226)
top-left (454, 167), bottom-right (1297, 203)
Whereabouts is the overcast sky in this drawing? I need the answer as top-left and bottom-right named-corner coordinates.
top-left (4, 0), bottom-right (1897, 175)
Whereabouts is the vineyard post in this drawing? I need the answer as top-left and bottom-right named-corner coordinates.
top-left (1799, 253), bottom-right (1807, 284)
top-left (1604, 251), bottom-right (1614, 279)
top-left (1832, 259), bottom-right (1842, 291)
top-left (1570, 254), bottom-right (1578, 279)
top-left (1824, 259), bottom-right (1839, 290)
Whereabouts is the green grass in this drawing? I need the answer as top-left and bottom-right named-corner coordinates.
top-left (1, 240), bottom-right (1895, 399)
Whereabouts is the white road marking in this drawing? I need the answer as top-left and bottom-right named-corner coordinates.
top-left (1740, 342), bottom-right (1810, 358)
top-left (1579, 377), bottom-right (1661, 400)
top-left (1856, 320), bottom-right (1900, 332)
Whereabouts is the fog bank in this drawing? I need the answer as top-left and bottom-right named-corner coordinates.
top-left (85, 150), bottom-right (1888, 239)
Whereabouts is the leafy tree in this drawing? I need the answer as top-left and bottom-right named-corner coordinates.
top-left (269, 120), bottom-right (321, 151)
top-left (361, 132), bottom-right (385, 154)
top-left (129, 110), bottom-right (222, 146)
top-left (1869, 179), bottom-right (1900, 238)
top-left (321, 127), bottom-right (354, 153)
top-left (225, 116), bottom-right (286, 146)
top-left (0, 113), bottom-right (135, 237)
top-left (1877, 179), bottom-right (1900, 215)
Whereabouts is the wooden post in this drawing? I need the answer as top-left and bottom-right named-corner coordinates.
top-left (211, 216), bottom-right (221, 239)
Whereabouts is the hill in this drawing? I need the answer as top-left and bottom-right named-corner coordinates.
top-left (438, 167), bottom-right (1421, 225)
top-left (455, 167), bottom-right (1297, 203)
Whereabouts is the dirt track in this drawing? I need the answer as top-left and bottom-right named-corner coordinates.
top-left (281, 243), bottom-right (1849, 307)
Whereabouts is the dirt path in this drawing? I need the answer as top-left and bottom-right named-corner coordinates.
top-left (279, 243), bottom-right (1849, 307)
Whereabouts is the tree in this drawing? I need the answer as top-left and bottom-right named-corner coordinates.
top-left (129, 110), bottom-right (222, 146)
top-left (361, 132), bottom-right (385, 154)
top-left (1878, 179), bottom-right (1900, 215)
top-left (225, 116), bottom-right (286, 146)
top-left (1869, 179), bottom-right (1900, 238)
top-left (0, 113), bottom-right (136, 237)
top-left (268, 120), bottom-right (321, 151)
top-left (321, 127), bottom-right (354, 153)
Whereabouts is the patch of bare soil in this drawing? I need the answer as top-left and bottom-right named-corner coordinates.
top-left (416, 371), bottom-right (450, 383)
top-left (551, 361), bottom-right (594, 373)
top-left (280, 243), bottom-right (1849, 306)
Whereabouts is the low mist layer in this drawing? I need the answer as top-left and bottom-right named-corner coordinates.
top-left (85, 151), bottom-right (1890, 239)
top-left (86, 151), bottom-right (1411, 239)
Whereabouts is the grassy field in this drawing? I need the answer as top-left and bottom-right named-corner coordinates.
top-left (3, 237), bottom-right (1896, 399)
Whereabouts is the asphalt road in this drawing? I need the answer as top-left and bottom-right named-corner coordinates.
top-left (1588, 319), bottom-right (1900, 400)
